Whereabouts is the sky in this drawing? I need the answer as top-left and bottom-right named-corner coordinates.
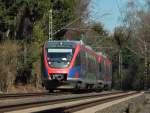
top-left (89, 0), bottom-right (128, 33)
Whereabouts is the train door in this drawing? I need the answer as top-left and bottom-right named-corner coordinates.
top-left (101, 58), bottom-right (105, 80)
top-left (74, 51), bottom-right (81, 78)
top-left (80, 50), bottom-right (86, 79)
top-left (99, 61), bottom-right (103, 80)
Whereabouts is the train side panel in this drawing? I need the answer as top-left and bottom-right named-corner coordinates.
top-left (68, 45), bottom-right (99, 89)
top-left (97, 53), bottom-right (112, 90)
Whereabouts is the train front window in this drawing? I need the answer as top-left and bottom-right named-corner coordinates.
top-left (46, 48), bottom-right (73, 68)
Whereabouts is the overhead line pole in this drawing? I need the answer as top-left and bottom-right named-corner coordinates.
top-left (115, 0), bottom-right (124, 89)
top-left (49, 9), bottom-right (53, 40)
top-left (144, 41), bottom-right (148, 89)
top-left (135, 38), bottom-right (148, 89)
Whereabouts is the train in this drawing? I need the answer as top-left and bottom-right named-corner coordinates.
top-left (42, 40), bottom-right (112, 92)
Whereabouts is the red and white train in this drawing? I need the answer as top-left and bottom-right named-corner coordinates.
top-left (43, 40), bottom-right (112, 91)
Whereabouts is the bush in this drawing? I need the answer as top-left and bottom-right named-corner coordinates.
top-left (30, 43), bottom-right (43, 88)
top-left (15, 42), bottom-right (42, 87)
top-left (0, 40), bottom-right (43, 92)
top-left (0, 40), bottom-right (20, 92)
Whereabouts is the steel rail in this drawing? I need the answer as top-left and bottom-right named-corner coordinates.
top-left (63, 92), bottom-right (140, 113)
top-left (0, 90), bottom-right (72, 100)
top-left (0, 92), bottom-right (52, 100)
top-left (38, 92), bottom-right (141, 113)
top-left (0, 91), bottom-right (123, 112)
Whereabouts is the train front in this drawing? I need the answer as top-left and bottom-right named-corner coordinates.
top-left (43, 41), bottom-right (78, 90)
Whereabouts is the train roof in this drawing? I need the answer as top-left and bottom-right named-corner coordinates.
top-left (97, 52), bottom-right (111, 63)
top-left (96, 52), bottom-right (107, 58)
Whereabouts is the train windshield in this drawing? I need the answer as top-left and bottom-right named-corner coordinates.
top-left (46, 48), bottom-right (74, 68)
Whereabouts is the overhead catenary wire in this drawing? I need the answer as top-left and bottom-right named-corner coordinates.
top-left (52, 8), bottom-right (110, 36)
top-left (52, 16), bottom-right (83, 36)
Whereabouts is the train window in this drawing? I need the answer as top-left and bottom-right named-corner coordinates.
top-left (46, 48), bottom-right (74, 68)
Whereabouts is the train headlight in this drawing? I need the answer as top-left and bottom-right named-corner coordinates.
top-left (48, 75), bottom-right (51, 80)
top-left (67, 62), bottom-right (70, 65)
top-left (48, 61), bottom-right (51, 65)
top-left (62, 58), bottom-right (67, 61)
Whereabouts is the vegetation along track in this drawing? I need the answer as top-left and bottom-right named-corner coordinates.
top-left (0, 91), bottom-right (138, 112)
top-left (0, 90), bottom-right (73, 100)
top-left (0, 92), bottom-right (54, 100)
top-left (0, 90), bottom-right (119, 100)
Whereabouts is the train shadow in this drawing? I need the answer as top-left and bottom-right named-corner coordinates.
top-left (52, 88), bottom-right (97, 94)
top-left (59, 88), bottom-right (101, 94)
top-left (32, 107), bottom-right (69, 113)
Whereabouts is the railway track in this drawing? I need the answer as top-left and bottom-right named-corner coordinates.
top-left (0, 89), bottom-right (120, 100)
top-left (61, 91), bottom-right (142, 113)
top-left (0, 91), bottom-right (141, 113)
top-left (0, 92), bottom-right (49, 99)
top-left (0, 89), bottom-right (73, 100)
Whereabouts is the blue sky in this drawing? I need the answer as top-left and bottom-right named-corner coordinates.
top-left (89, 0), bottom-right (127, 33)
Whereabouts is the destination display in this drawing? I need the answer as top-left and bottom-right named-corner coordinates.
top-left (46, 41), bottom-right (76, 48)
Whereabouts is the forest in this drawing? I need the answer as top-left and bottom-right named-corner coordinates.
top-left (0, 0), bottom-right (150, 92)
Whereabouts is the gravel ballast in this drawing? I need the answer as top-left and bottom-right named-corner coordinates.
top-left (96, 93), bottom-right (145, 113)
